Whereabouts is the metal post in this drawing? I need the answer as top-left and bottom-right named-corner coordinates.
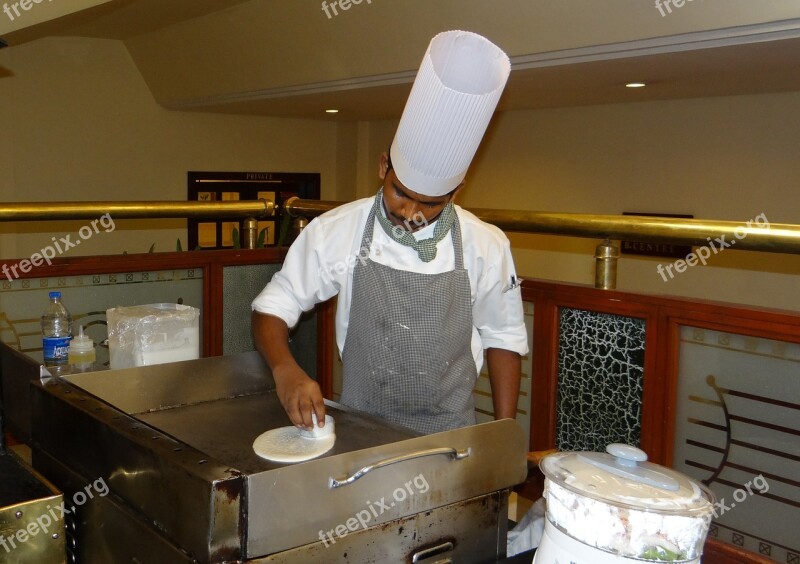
top-left (594, 239), bottom-right (620, 290)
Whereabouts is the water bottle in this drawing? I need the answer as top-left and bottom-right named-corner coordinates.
top-left (41, 291), bottom-right (72, 365)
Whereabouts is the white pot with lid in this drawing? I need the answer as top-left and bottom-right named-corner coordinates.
top-left (533, 443), bottom-right (716, 563)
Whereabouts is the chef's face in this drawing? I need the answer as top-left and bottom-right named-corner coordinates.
top-left (379, 153), bottom-right (460, 232)
top-left (381, 171), bottom-right (453, 232)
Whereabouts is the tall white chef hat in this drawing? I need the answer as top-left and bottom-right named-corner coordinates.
top-left (390, 30), bottom-right (511, 197)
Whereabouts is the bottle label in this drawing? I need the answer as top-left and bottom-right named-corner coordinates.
top-left (43, 336), bottom-right (72, 362)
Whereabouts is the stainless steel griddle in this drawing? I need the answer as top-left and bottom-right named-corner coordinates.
top-left (29, 352), bottom-right (527, 562)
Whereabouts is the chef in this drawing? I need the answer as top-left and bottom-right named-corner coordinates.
top-left (251, 30), bottom-right (528, 435)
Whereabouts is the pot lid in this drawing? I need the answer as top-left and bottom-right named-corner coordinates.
top-left (540, 443), bottom-right (715, 513)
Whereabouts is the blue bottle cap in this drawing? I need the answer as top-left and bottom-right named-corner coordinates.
top-left (49, 291), bottom-right (61, 299)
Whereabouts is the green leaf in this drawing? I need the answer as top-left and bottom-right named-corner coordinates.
top-left (257, 228), bottom-right (266, 248)
top-left (277, 213), bottom-right (291, 247)
top-left (176, 238), bottom-right (183, 252)
top-left (148, 243), bottom-right (156, 253)
top-left (640, 545), bottom-right (684, 561)
top-left (232, 227), bottom-right (240, 249)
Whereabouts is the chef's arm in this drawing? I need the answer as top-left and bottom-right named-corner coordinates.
top-left (251, 311), bottom-right (326, 429)
top-left (486, 347), bottom-right (521, 421)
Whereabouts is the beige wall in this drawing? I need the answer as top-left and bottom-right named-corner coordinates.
top-left (1, 36), bottom-right (798, 313)
top-left (0, 37), bottom-right (338, 259)
top-left (354, 93), bottom-right (800, 312)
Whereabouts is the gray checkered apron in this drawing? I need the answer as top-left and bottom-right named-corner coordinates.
top-left (340, 199), bottom-right (477, 434)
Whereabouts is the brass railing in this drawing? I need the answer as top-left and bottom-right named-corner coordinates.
top-left (284, 198), bottom-right (800, 255)
top-left (1, 199), bottom-right (799, 255)
top-left (0, 200), bottom-right (274, 221)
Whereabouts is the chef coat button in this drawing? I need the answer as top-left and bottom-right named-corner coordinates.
top-left (375, 249), bottom-right (381, 256)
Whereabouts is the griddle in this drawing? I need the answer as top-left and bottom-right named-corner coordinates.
top-left (30, 351), bottom-right (527, 562)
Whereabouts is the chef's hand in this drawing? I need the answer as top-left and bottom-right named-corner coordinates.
top-left (251, 312), bottom-right (326, 430)
top-left (272, 363), bottom-right (326, 430)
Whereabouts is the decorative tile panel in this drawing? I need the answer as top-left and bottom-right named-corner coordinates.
top-left (556, 308), bottom-right (645, 452)
top-left (222, 264), bottom-right (317, 378)
top-left (474, 300), bottom-right (534, 446)
top-left (674, 327), bottom-right (799, 562)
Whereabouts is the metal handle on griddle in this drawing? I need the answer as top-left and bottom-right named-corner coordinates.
top-left (329, 447), bottom-right (471, 489)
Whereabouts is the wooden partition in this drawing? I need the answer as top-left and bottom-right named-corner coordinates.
top-left (2, 249), bottom-right (288, 354)
top-left (0, 249), bottom-right (333, 440)
top-left (3, 248), bottom-right (796, 562)
top-left (520, 279), bottom-right (800, 564)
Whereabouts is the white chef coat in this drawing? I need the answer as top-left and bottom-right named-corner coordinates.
top-left (251, 193), bottom-right (529, 374)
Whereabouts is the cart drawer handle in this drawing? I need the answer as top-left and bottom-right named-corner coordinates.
top-left (412, 541), bottom-right (454, 562)
top-left (329, 447), bottom-right (471, 489)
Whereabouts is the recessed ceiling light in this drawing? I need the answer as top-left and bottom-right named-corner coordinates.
top-left (325, 109), bottom-right (339, 113)
top-left (625, 82), bottom-right (647, 88)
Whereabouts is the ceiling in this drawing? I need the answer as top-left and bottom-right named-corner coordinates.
top-left (1, 0), bottom-right (252, 44)
top-left (3, 0), bottom-right (800, 121)
top-left (167, 36), bottom-right (800, 121)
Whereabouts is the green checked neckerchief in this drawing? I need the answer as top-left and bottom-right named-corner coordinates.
top-left (373, 188), bottom-right (457, 263)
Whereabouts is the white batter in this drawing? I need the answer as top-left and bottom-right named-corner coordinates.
top-left (252, 414), bottom-right (335, 463)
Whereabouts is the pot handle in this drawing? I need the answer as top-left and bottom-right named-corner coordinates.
top-left (577, 444), bottom-right (681, 491)
top-left (329, 447), bottom-right (471, 489)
